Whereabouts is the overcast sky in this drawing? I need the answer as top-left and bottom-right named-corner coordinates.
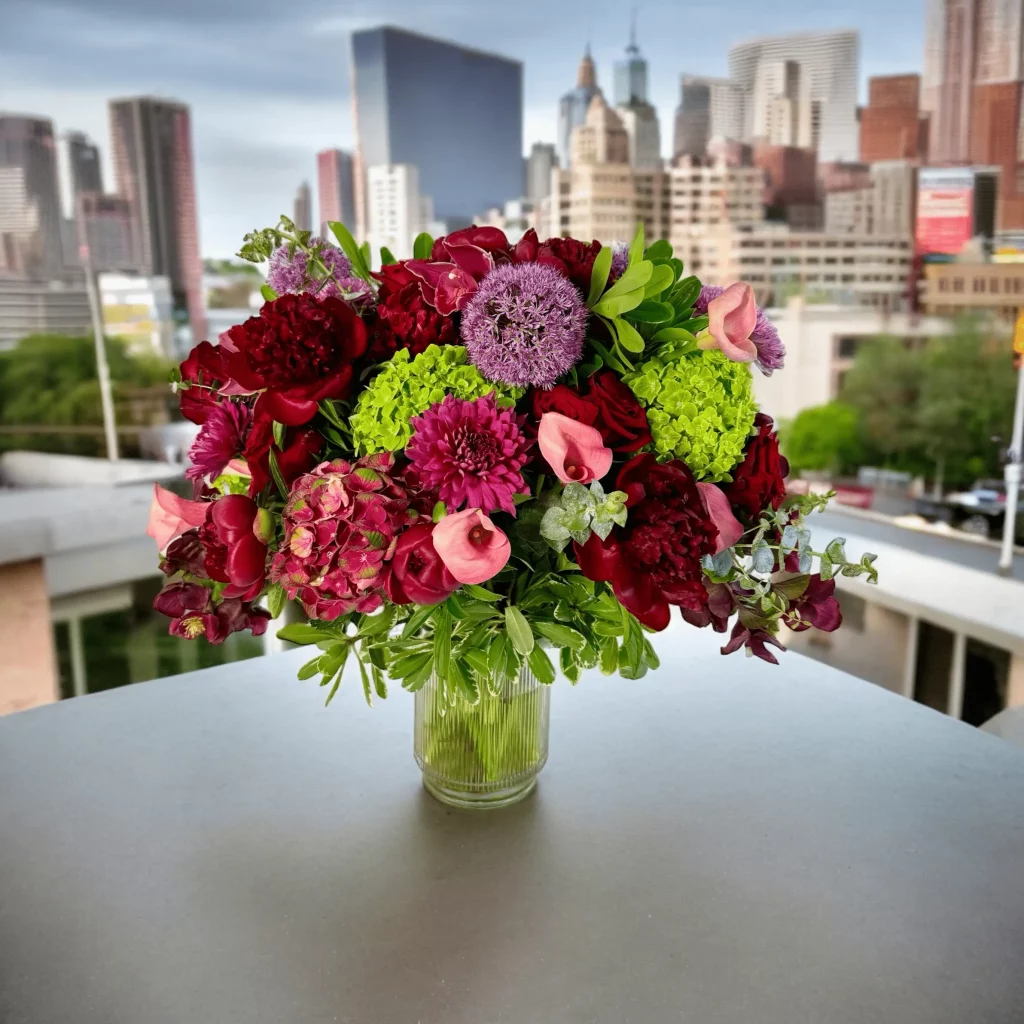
top-left (1, 0), bottom-right (926, 258)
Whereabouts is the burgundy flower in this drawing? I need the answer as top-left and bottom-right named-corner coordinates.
top-left (160, 528), bottom-right (207, 577)
top-left (723, 413), bottom-right (789, 523)
top-left (721, 621), bottom-right (786, 664)
top-left (513, 229), bottom-right (601, 295)
top-left (574, 454), bottom-right (720, 631)
top-left (179, 341), bottom-right (227, 425)
top-left (431, 226), bottom-right (511, 260)
top-left (530, 372), bottom-right (650, 453)
top-left (406, 230), bottom-right (503, 316)
top-left (679, 580), bottom-right (736, 633)
top-left (243, 407), bottom-right (322, 498)
top-left (368, 261), bottom-right (458, 361)
top-left (220, 293), bottom-right (368, 425)
top-left (782, 575), bottom-right (842, 633)
top-left (199, 494), bottom-right (268, 601)
top-left (383, 522), bottom-right (459, 606)
top-left (154, 581), bottom-right (270, 644)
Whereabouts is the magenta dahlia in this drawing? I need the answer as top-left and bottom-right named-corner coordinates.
top-left (406, 393), bottom-right (530, 516)
top-left (186, 400), bottom-right (253, 482)
top-left (267, 452), bottom-right (421, 620)
top-left (460, 262), bottom-right (586, 388)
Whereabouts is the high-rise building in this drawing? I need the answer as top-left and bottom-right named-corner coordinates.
top-left (316, 149), bottom-right (355, 235)
top-left (350, 26), bottom-right (522, 236)
top-left (753, 143), bottom-right (821, 226)
top-left (76, 193), bottom-right (135, 272)
top-left (859, 75), bottom-right (929, 162)
top-left (751, 60), bottom-right (815, 149)
top-left (557, 48), bottom-right (602, 168)
top-left (0, 115), bottom-right (64, 279)
top-left (673, 76), bottom-right (746, 160)
top-left (366, 164), bottom-right (429, 260)
top-left (729, 29), bottom-right (859, 161)
top-left (293, 181), bottom-right (312, 233)
top-left (109, 97), bottom-right (205, 341)
top-left (64, 131), bottom-right (103, 202)
top-left (614, 15), bottom-right (648, 105)
top-left (572, 95), bottom-right (630, 167)
top-left (526, 142), bottom-right (558, 206)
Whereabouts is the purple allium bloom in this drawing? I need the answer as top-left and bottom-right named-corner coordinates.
top-left (267, 240), bottom-right (371, 305)
top-left (460, 262), bottom-right (587, 388)
top-left (186, 401), bottom-right (253, 482)
top-left (695, 284), bottom-right (786, 375)
top-left (609, 241), bottom-right (629, 282)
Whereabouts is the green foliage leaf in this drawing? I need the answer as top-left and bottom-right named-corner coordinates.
top-left (505, 605), bottom-right (534, 656)
top-left (380, 246), bottom-right (397, 265)
top-left (412, 232), bottom-right (434, 260)
top-left (297, 657), bottom-right (321, 680)
top-left (642, 263), bottom-right (675, 299)
top-left (528, 644), bottom-right (556, 684)
top-left (587, 246), bottom-right (613, 307)
top-left (627, 221), bottom-right (645, 265)
top-left (433, 605), bottom-right (452, 681)
top-left (625, 300), bottom-right (674, 324)
top-left (671, 275), bottom-right (701, 311)
top-left (260, 284), bottom-right (277, 302)
top-left (534, 621), bottom-right (586, 651)
top-left (401, 604), bottom-right (435, 638)
top-left (463, 583), bottom-right (504, 603)
top-left (592, 289), bottom-right (646, 319)
top-left (644, 239), bottom-right (673, 260)
top-left (611, 316), bottom-right (646, 354)
top-left (266, 448), bottom-right (289, 500)
top-left (265, 582), bottom-right (287, 620)
top-left (272, 419), bottom-right (286, 448)
top-left (327, 221), bottom-right (371, 280)
top-left (277, 623), bottom-right (333, 645)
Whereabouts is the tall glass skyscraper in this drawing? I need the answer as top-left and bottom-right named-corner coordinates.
top-left (350, 27), bottom-right (522, 234)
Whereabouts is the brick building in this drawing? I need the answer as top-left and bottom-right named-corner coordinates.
top-left (859, 74), bottom-right (929, 162)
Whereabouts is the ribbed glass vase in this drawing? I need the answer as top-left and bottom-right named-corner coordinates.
top-left (414, 667), bottom-right (550, 810)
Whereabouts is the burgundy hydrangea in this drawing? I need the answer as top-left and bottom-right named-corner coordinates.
top-left (220, 293), bottom-right (368, 425)
top-left (461, 262), bottom-right (587, 388)
top-left (406, 393), bottom-right (530, 515)
top-left (268, 453), bottom-right (422, 620)
top-left (695, 285), bottom-right (785, 375)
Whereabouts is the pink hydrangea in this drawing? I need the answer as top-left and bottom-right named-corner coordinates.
top-left (405, 393), bottom-right (530, 515)
top-left (268, 452), bottom-right (422, 620)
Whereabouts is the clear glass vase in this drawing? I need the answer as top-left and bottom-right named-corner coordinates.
top-left (413, 666), bottom-right (551, 810)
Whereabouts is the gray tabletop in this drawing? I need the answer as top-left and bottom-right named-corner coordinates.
top-left (2, 627), bottom-right (1024, 1024)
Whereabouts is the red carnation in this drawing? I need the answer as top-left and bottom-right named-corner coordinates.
top-left (530, 371), bottom-right (650, 453)
top-left (723, 413), bottom-right (789, 523)
top-left (199, 494), bottom-right (268, 601)
top-left (368, 261), bottom-right (458, 361)
top-left (220, 293), bottom-right (367, 426)
top-left (384, 523), bottom-right (459, 606)
top-left (574, 454), bottom-right (719, 630)
top-left (179, 340), bottom-right (227, 425)
top-left (513, 229), bottom-right (601, 295)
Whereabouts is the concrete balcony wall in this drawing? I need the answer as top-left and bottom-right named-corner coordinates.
top-left (0, 559), bottom-right (58, 715)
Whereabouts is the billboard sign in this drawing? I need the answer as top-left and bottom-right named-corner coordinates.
top-left (916, 168), bottom-right (976, 257)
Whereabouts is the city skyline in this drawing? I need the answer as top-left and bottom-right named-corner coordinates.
top-left (2, 0), bottom-right (927, 257)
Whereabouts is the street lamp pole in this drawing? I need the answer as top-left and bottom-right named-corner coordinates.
top-left (81, 244), bottom-right (119, 463)
top-left (998, 323), bottom-right (1024, 575)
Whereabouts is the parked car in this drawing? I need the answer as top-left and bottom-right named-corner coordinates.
top-left (916, 479), bottom-right (1024, 542)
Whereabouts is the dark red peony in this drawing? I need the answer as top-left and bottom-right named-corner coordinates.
top-left (220, 293), bottom-right (367, 426)
top-left (531, 371), bottom-right (650, 453)
top-left (154, 581), bottom-right (270, 643)
top-left (199, 494), bottom-right (268, 601)
top-left (368, 261), bottom-right (459, 361)
top-left (513, 230), bottom-right (602, 295)
top-left (575, 454), bottom-right (720, 631)
top-left (723, 413), bottom-right (789, 523)
top-left (179, 340), bottom-right (227, 425)
top-left (782, 575), bottom-right (842, 633)
top-left (384, 523), bottom-right (459, 606)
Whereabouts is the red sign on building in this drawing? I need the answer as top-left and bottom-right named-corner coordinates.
top-left (915, 168), bottom-right (976, 257)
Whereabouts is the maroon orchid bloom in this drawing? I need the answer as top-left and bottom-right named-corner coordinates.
top-left (199, 494), bottom-right (268, 601)
top-left (782, 575), bottom-right (843, 633)
top-left (153, 581), bottom-right (270, 644)
top-left (404, 227), bottom-right (510, 316)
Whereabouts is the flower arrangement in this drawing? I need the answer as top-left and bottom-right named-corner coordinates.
top-left (150, 217), bottom-right (878, 709)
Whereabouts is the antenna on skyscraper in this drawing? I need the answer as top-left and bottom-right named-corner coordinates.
top-left (628, 7), bottom-right (638, 53)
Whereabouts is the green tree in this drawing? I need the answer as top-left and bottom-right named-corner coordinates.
top-left (780, 401), bottom-right (867, 476)
top-left (0, 334), bottom-right (172, 458)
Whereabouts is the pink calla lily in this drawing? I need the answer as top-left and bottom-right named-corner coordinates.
top-left (431, 508), bottom-right (511, 584)
top-left (701, 282), bottom-right (758, 363)
top-left (537, 412), bottom-right (613, 485)
top-left (146, 483), bottom-right (208, 552)
top-left (697, 483), bottom-right (744, 554)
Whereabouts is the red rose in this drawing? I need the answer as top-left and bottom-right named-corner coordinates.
top-left (723, 413), bottom-right (789, 522)
top-left (199, 494), bottom-right (268, 601)
top-left (384, 523), bottom-right (458, 606)
top-left (514, 230), bottom-right (601, 295)
top-left (530, 384), bottom-right (600, 429)
top-left (220, 293), bottom-right (367, 426)
top-left (154, 581), bottom-right (270, 643)
top-left (586, 371), bottom-right (651, 453)
top-left (179, 340), bottom-right (226, 425)
top-left (574, 454), bottom-right (718, 631)
top-left (368, 261), bottom-right (458, 361)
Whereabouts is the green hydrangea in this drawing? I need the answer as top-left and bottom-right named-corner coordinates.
top-left (623, 348), bottom-right (757, 481)
top-left (350, 345), bottom-right (522, 454)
